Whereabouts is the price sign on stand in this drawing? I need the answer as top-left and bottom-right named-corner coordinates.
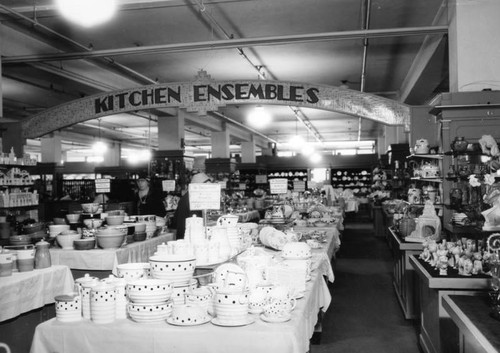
top-left (162, 180), bottom-right (176, 192)
top-left (293, 180), bottom-right (306, 192)
top-left (269, 178), bottom-right (288, 194)
top-left (189, 183), bottom-right (221, 210)
top-left (95, 178), bottom-right (111, 193)
top-left (255, 175), bottom-right (267, 184)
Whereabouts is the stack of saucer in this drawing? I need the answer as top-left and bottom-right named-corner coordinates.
top-left (452, 213), bottom-right (469, 225)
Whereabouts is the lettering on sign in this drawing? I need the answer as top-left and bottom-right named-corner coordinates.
top-left (269, 178), bottom-right (288, 194)
top-left (189, 183), bottom-right (221, 210)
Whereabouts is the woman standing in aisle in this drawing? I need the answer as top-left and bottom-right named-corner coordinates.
top-left (134, 175), bottom-right (167, 217)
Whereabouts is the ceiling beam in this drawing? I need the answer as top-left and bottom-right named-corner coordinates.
top-left (2, 26), bottom-right (448, 64)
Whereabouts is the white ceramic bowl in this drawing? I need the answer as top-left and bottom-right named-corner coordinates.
top-left (66, 214), bottom-right (81, 223)
top-left (106, 215), bottom-right (125, 226)
top-left (149, 254), bottom-right (197, 285)
top-left (56, 233), bottom-right (81, 249)
top-left (171, 279), bottom-right (198, 306)
top-left (126, 279), bottom-right (173, 304)
top-left (116, 262), bottom-right (150, 281)
top-left (49, 224), bottom-right (70, 236)
top-left (128, 300), bottom-right (173, 323)
top-left (96, 233), bottom-right (126, 249)
top-left (81, 203), bottom-right (100, 213)
top-left (83, 218), bottom-right (104, 229)
top-left (281, 241), bottom-right (312, 259)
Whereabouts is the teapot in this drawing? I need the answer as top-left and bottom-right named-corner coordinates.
top-left (414, 139), bottom-right (430, 154)
top-left (420, 162), bottom-right (440, 178)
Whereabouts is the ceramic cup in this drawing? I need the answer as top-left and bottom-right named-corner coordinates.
top-left (0, 252), bottom-right (13, 277)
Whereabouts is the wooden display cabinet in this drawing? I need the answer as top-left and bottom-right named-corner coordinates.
top-left (388, 227), bottom-right (423, 319)
top-left (409, 255), bottom-right (490, 353)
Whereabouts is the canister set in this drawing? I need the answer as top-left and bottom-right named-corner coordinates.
top-left (0, 240), bottom-right (52, 277)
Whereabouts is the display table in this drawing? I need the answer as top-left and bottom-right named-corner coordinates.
top-left (31, 256), bottom-right (332, 353)
top-left (388, 227), bottom-right (423, 319)
top-left (49, 233), bottom-right (174, 276)
top-left (409, 255), bottom-right (491, 353)
top-left (442, 294), bottom-right (500, 353)
top-left (0, 265), bottom-right (74, 353)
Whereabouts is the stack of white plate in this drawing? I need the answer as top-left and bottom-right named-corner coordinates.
top-left (128, 301), bottom-right (173, 323)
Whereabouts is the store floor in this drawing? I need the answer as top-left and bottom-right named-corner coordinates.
top-left (313, 216), bottom-right (421, 353)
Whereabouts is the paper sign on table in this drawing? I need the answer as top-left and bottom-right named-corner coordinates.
top-left (269, 178), bottom-right (288, 194)
top-left (189, 183), bottom-right (221, 210)
top-left (162, 180), bottom-right (176, 192)
top-left (95, 178), bottom-right (110, 193)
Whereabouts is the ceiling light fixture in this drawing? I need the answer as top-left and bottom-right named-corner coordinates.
top-left (55, 0), bottom-right (118, 27)
top-left (248, 105), bottom-right (271, 129)
top-left (91, 119), bottom-right (108, 156)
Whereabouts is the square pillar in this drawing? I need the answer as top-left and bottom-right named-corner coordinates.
top-left (211, 130), bottom-right (230, 158)
top-left (241, 141), bottom-right (256, 163)
top-left (158, 109), bottom-right (185, 150)
top-left (41, 133), bottom-right (62, 164)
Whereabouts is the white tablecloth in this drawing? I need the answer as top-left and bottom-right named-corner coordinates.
top-left (49, 233), bottom-right (174, 272)
top-left (30, 264), bottom-right (330, 353)
top-left (0, 265), bottom-right (74, 322)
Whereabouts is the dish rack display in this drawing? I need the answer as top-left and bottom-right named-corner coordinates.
top-left (330, 168), bottom-right (372, 196)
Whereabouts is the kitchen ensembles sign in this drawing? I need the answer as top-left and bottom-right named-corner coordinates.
top-left (94, 82), bottom-right (321, 115)
top-left (21, 77), bottom-right (410, 139)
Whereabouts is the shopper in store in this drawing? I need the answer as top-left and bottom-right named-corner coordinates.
top-left (171, 171), bottom-right (212, 239)
top-left (134, 174), bottom-right (167, 217)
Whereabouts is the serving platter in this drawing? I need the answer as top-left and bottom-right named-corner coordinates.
top-left (211, 317), bottom-right (255, 327)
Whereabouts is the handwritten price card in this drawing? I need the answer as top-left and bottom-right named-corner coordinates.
top-left (189, 183), bottom-right (221, 210)
top-left (269, 178), bottom-right (288, 194)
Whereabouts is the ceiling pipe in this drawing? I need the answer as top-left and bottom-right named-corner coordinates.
top-left (0, 4), bottom-right (156, 85)
top-left (191, 0), bottom-right (323, 143)
top-left (358, 0), bottom-right (372, 142)
top-left (2, 26), bottom-right (448, 64)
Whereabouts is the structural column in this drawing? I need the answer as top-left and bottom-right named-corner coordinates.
top-left (211, 127), bottom-right (230, 158)
top-left (102, 142), bottom-right (121, 166)
top-left (158, 109), bottom-right (185, 150)
top-left (448, 0), bottom-right (500, 92)
top-left (241, 141), bottom-right (256, 163)
top-left (41, 133), bottom-right (62, 164)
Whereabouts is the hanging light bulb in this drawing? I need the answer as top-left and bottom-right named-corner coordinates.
top-left (310, 152), bottom-right (322, 163)
top-left (301, 144), bottom-right (315, 156)
top-left (92, 140), bottom-right (108, 154)
top-left (55, 0), bottom-right (118, 27)
top-left (289, 135), bottom-right (305, 149)
top-left (248, 105), bottom-right (271, 128)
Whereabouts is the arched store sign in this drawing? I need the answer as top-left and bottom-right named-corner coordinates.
top-left (21, 76), bottom-right (410, 139)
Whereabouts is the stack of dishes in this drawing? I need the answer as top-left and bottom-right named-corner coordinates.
top-left (126, 279), bottom-right (173, 323)
top-left (95, 227), bottom-right (126, 249)
top-left (149, 254), bottom-right (196, 285)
